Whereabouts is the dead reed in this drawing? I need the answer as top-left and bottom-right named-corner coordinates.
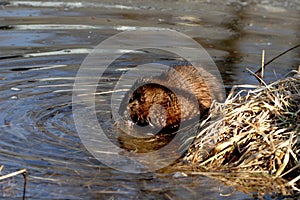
top-left (0, 165), bottom-right (27, 199)
top-left (185, 69), bottom-right (300, 196)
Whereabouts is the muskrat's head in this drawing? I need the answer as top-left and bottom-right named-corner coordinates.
top-left (127, 83), bottom-right (181, 130)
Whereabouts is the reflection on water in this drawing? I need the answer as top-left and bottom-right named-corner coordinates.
top-left (0, 0), bottom-right (299, 199)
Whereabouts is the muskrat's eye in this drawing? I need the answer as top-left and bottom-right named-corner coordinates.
top-left (129, 97), bottom-right (134, 103)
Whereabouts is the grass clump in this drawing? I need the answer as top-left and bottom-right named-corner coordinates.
top-left (185, 70), bottom-right (300, 196)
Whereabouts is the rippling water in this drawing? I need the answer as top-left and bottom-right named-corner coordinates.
top-left (0, 0), bottom-right (299, 199)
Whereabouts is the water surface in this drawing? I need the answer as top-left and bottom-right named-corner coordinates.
top-left (0, 0), bottom-right (299, 199)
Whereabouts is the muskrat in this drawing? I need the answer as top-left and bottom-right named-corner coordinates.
top-left (118, 65), bottom-right (212, 135)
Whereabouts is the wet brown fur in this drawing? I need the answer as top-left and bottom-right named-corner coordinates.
top-left (122, 65), bottom-right (212, 132)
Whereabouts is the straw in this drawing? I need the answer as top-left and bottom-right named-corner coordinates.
top-left (184, 70), bottom-right (300, 196)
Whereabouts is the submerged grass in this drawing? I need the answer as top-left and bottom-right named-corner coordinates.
top-left (0, 165), bottom-right (27, 199)
top-left (184, 69), bottom-right (300, 196)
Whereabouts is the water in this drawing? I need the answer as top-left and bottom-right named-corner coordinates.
top-left (0, 0), bottom-right (299, 199)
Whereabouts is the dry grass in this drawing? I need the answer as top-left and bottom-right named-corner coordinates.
top-left (184, 70), bottom-right (300, 196)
